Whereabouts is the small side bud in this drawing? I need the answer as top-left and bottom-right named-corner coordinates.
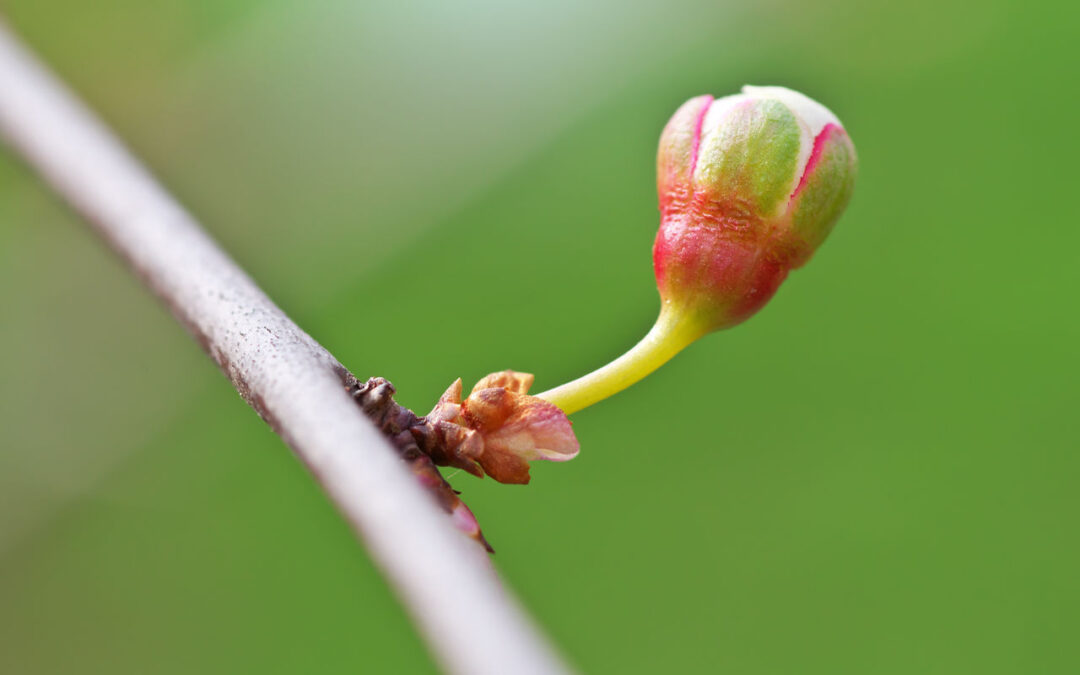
top-left (426, 371), bottom-right (579, 484)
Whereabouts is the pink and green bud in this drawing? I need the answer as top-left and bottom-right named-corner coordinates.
top-left (654, 85), bottom-right (857, 331)
top-left (536, 85), bottom-right (857, 415)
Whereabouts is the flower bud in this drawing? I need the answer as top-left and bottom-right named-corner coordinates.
top-left (535, 86), bottom-right (857, 416)
top-left (654, 85), bottom-right (857, 331)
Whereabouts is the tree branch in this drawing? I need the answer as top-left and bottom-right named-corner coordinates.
top-left (0, 20), bottom-right (570, 675)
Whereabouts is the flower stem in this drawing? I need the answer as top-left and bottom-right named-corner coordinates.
top-left (536, 305), bottom-right (706, 415)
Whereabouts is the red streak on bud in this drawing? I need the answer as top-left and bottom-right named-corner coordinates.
top-left (687, 95), bottom-right (714, 177)
top-left (791, 123), bottom-right (842, 199)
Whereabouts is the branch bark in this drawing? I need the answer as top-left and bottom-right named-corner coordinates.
top-left (0, 20), bottom-right (570, 675)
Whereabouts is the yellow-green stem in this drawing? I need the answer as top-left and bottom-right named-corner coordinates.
top-left (536, 306), bottom-right (707, 415)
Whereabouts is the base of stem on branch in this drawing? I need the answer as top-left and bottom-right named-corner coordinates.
top-left (348, 377), bottom-right (494, 553)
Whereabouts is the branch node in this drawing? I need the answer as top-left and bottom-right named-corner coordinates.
top-left (348, 377), bottom-right (494, 553)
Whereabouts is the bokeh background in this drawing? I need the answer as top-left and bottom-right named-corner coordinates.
top-left (1, 0), bottom-right (1077, 672)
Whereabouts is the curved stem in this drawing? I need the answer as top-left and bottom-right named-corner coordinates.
top-left (536, 305), bottom-right (706, 415)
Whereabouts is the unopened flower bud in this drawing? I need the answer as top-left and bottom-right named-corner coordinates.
top-left (537, 86), bottom-right (857, 415)
top-left (655, 85), bottom-right (857, 330)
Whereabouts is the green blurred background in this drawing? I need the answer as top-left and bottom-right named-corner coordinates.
top-left (1, 0), bottom-right (1077, 672)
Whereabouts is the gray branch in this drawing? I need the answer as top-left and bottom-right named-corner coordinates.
top-left (0, 20), bottom-right (570, 675)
